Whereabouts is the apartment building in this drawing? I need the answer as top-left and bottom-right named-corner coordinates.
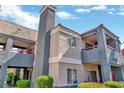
top-left (0, 5), bottom-right (124, 88)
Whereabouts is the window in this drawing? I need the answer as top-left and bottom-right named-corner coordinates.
top-left (88, 71), bottom-right (97, 82)
top-left (67, 35), bottom-right (76, 48)
top-left (71, 37), bottom-right (76, 47)
top-left (67, 69), bottom-right (77, 84)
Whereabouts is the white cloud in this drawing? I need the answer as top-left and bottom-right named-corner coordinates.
top-left (75, 8), bottom-right (90, 13)
top-left (75, 5), bottom-right (107, 14)
top-left (109, 8), bottom-right (115, 11)
top-left (108, 12), bottom-right (114, 15)
top-left (117, 12), bottom-right (124, 16)
top-left (90, 5), bottom-right (107, 11)
top-left (0, 5), bottom-right (39, 30)
top-left (120, 6), bottom-right (124, 11)
top-left (56, 11), bottom-right (77, 19)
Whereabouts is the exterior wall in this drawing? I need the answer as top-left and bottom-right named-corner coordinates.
top-left (0, 19), bottom-right (37, 41)
top-left (49, 63), bottom-right (59, 86)
top-left (49, 62), bottom-right (85, 87)
top-left (58, 63), bottom-right (84, 87)
top-left (59, 31), bottom-right (81, 59)
top-left (84, 64), bottom-right (100, 82)
top-left (50, 30), bottom-right (59, 57)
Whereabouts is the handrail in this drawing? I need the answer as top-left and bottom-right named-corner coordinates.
top-left (82, 45), bottom-right (98, 50)
top-left (107, 45), bottom-right (116, 51)
top-left (11, 49), bottom-right (34, 54)
top-left (0, 47), bottom-right (4, 51)
top-left (0, 48), bottom-right (34, 54)
top-left (82, 45), bottom-right (117, 51)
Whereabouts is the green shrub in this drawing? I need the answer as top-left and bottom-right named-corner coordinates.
top-left (77, 82), bottom-right (107, 88)
top-left (16, 80), bottom-right (30, 88)
top-left (6, 72), bottom-right (14, 85)
top-left (104, 81), bottom-right (120, 88)
top-left (118, 82), bottom-right (124, 88)
top-left (36, 75), bottom-right (54, 88)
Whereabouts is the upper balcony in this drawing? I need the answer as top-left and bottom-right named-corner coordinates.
top-left (81, 45), bottom-right (123, 65)
top-left (0, 47), bottom-right (34, 67)
top-left (81, 31), bottom-right (123, 65)
top-left (0, 33), bottom-right (35, 67)
top-left (81, 45), bottom-right (100, 64)
top-left (106, 46), bottom-right (123, 65)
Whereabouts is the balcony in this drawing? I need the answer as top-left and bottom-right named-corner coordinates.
top-left (81, 45), bottom-right (100, 64)
top-left (81, 45), bottom-right (123, 65)
top-left (0, 48), bottom-right (34, 67)
top-left (106, 46), bottom-right (123, 65)
top-left (8, 52), bottom-right (34, 67)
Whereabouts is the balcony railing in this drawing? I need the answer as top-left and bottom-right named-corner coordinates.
top-left (107, 45), bottom-right (116, 51)
top-left (0, 47), bottom-right (34, 54)
top-left (11, 49), bottom-right (34, 54)
top-left (0, 47), bottom-right (4, 51)
top-left (82, 45), bottom-right (117, 51)
top-left (82, 45), bottom-right (98, 51)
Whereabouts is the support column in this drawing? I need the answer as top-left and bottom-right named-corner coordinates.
top-left (5, 37), bottom-right (13, 55)
top-left (0, 63), bottom-right (8, 87)
top-left (23, 68), bottom-right (27, 79)
top-left (0, 37), bottom-right (13, 87)
top-left (96, 25), bottom-right (112, 82)
top-left (121, 65), bottom-right (124, 80)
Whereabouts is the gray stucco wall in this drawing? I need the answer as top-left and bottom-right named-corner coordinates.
top-left (81, 48), bottom-right (100, 63)
top-left (0, 51), bottom-right (34, 67)
top-left (106, 48), bottom-right (123, 65)
top-left (8, 52), bottom-right (34, 67)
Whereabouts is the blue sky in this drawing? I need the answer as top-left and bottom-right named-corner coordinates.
top-left (0, 5), bottom-right (124, 47)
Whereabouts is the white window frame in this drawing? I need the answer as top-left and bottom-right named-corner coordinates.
top-left (67, 35), bottom-right (76, 48)
top-left (67, 69), bottom-right (77, 84)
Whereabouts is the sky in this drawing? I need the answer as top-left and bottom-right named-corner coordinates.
top-left (0, 5), bottom-right (124, 48)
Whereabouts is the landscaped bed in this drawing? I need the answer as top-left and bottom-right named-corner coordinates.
top-left (77, 81), bottom-right (124, 88)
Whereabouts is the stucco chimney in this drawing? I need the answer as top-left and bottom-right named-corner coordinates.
top-left (32, 5), bottom-right (56, 87)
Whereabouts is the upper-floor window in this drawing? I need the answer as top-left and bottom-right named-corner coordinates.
top-left (67, 35), bottom-right (76, 48)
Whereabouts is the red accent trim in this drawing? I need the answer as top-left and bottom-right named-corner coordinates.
top-left (121, 48), bottom-right (124, 56)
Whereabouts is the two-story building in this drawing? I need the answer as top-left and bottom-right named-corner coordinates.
top-left (0, 5), bottom-right (124, 88)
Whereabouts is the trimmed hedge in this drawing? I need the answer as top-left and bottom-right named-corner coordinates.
top-left (119, 82), bottom-right (124, 88)
top-left (77, 82), bottom-right (107, 88)
top-left (36, 75), bottom-right (54, 88)
top-left (104, 81), bottom-right (120, 88)
top-left (16, 80), bottom-right (30, 88)
top-left (78, 81), bottom-right (124, 88)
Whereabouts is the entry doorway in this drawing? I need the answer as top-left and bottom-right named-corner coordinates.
top-left (88, 71), bottom-right (97, 82)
